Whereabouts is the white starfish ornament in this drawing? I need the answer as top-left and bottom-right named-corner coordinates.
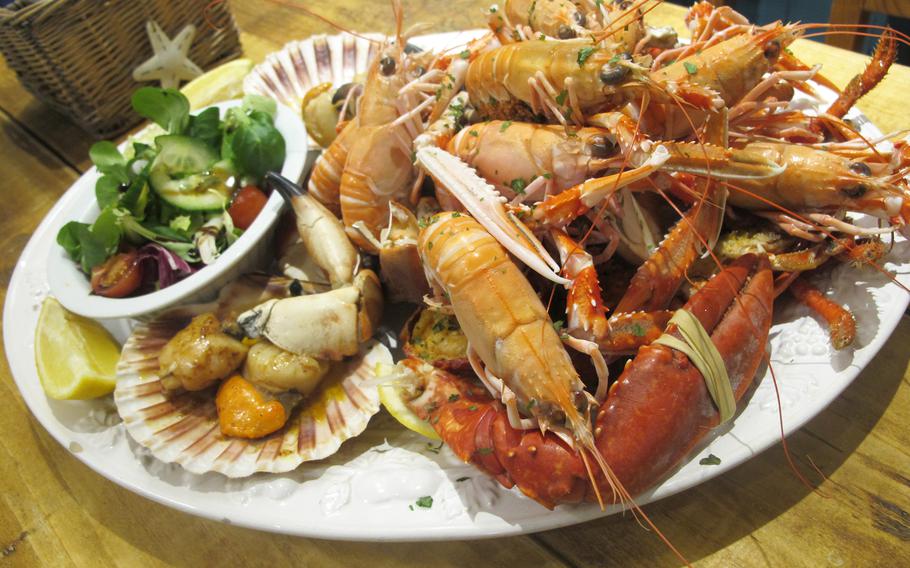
top-left (133, 21), bottom-right (204, 89)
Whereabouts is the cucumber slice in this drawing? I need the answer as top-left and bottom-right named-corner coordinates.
top-left (149, 135), bottom-right (232, 211)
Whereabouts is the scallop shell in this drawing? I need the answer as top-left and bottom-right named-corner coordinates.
top-left (243, 33), bottom-right (381, 149)
top-left (114, 302), bottom-right (391, 477)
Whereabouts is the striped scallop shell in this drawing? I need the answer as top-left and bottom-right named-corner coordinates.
top-left (114, 302), bottom-right (390, 477)
top-left (243, 32), bottom-right (381, 149)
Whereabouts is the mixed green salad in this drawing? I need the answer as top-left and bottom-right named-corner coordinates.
top-left (57, 87), bottom-right (286, 298)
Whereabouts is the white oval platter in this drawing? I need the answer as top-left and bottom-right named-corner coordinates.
top-left (4, 30), bottom-right (910, 541)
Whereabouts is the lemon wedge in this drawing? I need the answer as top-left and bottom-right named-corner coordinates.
top-left (35, 297), bottom-right (121, 400)
top-left (181, 58), bottom-right (254, 110)
top-left (377, 364), bottom-right (440, 440)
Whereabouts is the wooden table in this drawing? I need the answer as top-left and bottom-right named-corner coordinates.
top-left (1, 2), bottom-right (908, 566)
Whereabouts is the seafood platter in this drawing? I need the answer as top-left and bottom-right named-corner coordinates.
top-left (5, 0), bottom-right (910, 546)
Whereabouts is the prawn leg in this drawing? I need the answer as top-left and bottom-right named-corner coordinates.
top-left (550, 228), bottom-right (670, 354)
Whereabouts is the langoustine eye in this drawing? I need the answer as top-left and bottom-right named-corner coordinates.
top-left (558, 24), bottom-right (577, 39)
top-left (763, 40), bottom-right (781, 61)
top-left (380, 56), bottom-right (396, 75)
top-left (850, 161), bottom-right (872, 176)
top-left (841, 184), bottom-right (867, 198)
top-left (599, 53), bottom-right (631, 85)
top-left (589, 135), bottom-right (617, 158)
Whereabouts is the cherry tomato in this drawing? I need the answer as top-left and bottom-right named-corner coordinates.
top-left (90, 250), bottom-right (143, 298)
top-left (228, 185), bottom-right (269, 230)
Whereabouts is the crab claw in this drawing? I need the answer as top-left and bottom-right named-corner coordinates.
top-left (266, 171), bottom-right (359, 288)
top-left (378, 201), bottom-right (431, 303)
top-left (238, 270), bottom-right (383, 361)
top-left (416, 146), bottom-right (571, 287)
top-left (266, 171), bottom-right (305, 201)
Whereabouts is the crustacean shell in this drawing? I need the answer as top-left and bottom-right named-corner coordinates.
top-left (243, 33), bottom-right (381, 149)
top-left (114, 302), bottom-right (391, 477)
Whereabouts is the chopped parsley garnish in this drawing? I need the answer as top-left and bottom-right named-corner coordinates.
top-left (459, 50), bottom-right (470, 59)
top-left (468, 129), bottom-right (479, 137)
top-left (542, 172), bottom-right (552, 179)
top-left (552, 319), bottom-right (565, 332)
top-left (499, 120), bottom-right (512, 132)
top-left (555, 89), bottom-right (568, 106)
top-left (577, 46), bottom-right (597, 67)
top-left (416, 496), bottom-right (434, 508)
top-left (468, 405), bottom-right (478, 411)
top-left (510, 178), bottom-right (528, 195)
top-left (684, 61), bottom-right (698, 75)
top-left (699, 454), bottom-right (721, 466)
top-left (449, 101), bottom-right (466, 122)
top-left (630, 323), bottom-right (646, 337)
top-left (448, 393), bottom-right (460, 402)
top-left (451, 211), bottom-right (462, 217)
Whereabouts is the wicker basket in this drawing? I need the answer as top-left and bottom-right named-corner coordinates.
top-left (0, 0), bottom-right (243, 139)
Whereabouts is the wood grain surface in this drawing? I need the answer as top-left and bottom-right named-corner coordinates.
top-left (1, 2), bottom-right (908, 566)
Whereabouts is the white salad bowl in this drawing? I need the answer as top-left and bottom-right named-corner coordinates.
top-left (46, 99), bottom-right (307, 320)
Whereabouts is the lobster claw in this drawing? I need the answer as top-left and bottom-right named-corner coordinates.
top-left (415, 146), bottom-right (571, 286)
top-left (594, 254), bottom-right (773, 495)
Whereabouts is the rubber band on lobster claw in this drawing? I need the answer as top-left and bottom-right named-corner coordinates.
top-left (415, 146), bottom-right (571, 286)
